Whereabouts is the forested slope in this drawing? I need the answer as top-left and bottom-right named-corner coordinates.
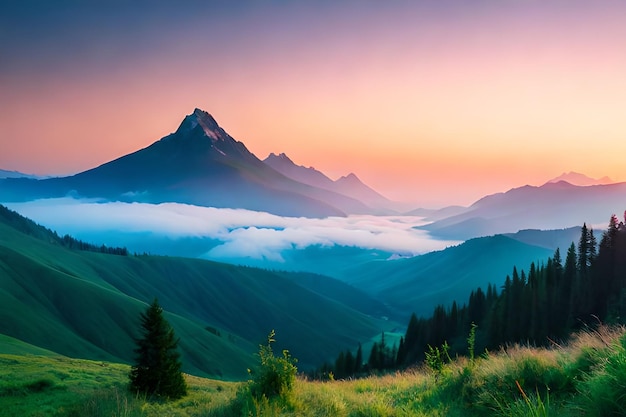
top-left (0, 205), bottom-right (390, 377)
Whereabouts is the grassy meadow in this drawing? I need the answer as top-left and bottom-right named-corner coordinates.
top-left (2, 325), bottom-right (625, 417)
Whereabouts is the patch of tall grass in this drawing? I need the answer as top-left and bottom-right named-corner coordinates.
top-left (3, 325), bottom-right (626, 416)
top-left (65, 387), bottom-right (145, 417)
top-left (573, 329), bottom-right (626, 416)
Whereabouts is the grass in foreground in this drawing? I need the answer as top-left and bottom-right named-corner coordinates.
top-left (2, 325), bottom-right (626, 416)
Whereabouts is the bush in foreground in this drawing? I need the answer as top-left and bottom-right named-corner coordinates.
top-left (248, 330), bottom-right (297, 401)
top-left (214, 330), bottom-right (298, 416)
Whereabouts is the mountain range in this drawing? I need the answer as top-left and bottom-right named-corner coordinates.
top-left (2, 109), bottom-right (624, 230)
top-left (547, 171), bottom-right (613, 186)
top-left (0, 109), bottom-right (394, 218)
top-left (418, 181), bottom-right (626, 240)
top-left (264, 152), bottom-right (393, 212)
top-left (0, 169), bottom-right (40, 179)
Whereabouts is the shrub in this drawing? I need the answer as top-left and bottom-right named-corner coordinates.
top-left (425, 341), bottom-right (452, 376)
top-left (25, 378), bottom-right (55, 393)
top-left (248, 330), bottom-right (298, 401)
top-left (467, 323), bottom-right (477, 365)
top-left (215, 331), bottom-right (298, 416)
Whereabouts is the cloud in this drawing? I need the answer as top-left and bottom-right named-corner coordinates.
top-left (4, 198), bottom-right (460, 261)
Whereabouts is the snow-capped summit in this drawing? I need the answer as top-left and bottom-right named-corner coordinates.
top-left (174, 108), bottom-right (231, 142)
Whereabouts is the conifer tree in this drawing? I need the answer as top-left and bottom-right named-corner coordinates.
top-left (368, 342), bottom-right (380, 370)
top-left (593, 215), bottom-right (621, 316)
top-left (562, 243), bottom-right (578, 325)
top-left (396, 336), bottom-right (406, 366)
top-left (345, 350), bottom-right (355, 376)
top-left (589, 228), bottom-right (597, 265)
top-left (403, 313), bottom-right (420, 363)
top-left (354, 342), bottom-right (363, 374)
top-left (578, 223), bottom-right (590, 275)
top-left (468, 288), bottom-right (486, 326)
top-left (129, 299), bottom-right (187, 399)
top-left (378, 332), bottom-right (387, 368)
top-left (334, 351), bottom-right (346, 379)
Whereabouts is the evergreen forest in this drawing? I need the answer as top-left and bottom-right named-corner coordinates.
top-left (326, 213), bottom-right (626, 379)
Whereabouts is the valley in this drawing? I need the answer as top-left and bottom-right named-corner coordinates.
top-left (0, 204), bottom-right (394, 377)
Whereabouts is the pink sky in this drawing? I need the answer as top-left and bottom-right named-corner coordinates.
top-left (1, 1), bottom-right (625, 207)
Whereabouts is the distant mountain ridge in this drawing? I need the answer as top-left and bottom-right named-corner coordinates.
top-left (264, 153), bottom-right (331, 188)
top-left (263, 152), bottom-right (394, 212)
top-left (0, 109), bottom-right (386, 218)
top-left (547, 171), bottom-right (613, 186)
top-left (0, 169), bottom-right (40, 179)
top-left (420, 180), bottom-right (626, 240)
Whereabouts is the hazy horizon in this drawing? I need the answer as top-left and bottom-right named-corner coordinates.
top-left (2, 1), bottom-right (625, 206)
top-left (3, 198), bottom-right (462, 261)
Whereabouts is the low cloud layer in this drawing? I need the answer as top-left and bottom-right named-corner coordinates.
top-left (4, 198), bottom-right (460, 261)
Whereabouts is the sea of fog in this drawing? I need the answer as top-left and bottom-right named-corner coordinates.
top-left (4, 198), bottom-right (461, 263)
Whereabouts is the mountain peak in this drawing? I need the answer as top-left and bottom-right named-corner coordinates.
top-left (173, 108), bottom-right (229, 142)
top-left (265, 152), bottom-right (295, 164)
top-left (157, 108), bottom-right (261, 162)
top-left (547, 171), bottom-right (613, 187)
top-left (337, 173), bottom-right (360, 183)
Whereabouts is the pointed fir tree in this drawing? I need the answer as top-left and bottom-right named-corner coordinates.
top-left (562, 242), bottom-right (578, 326)
top-left (334, 351), bottom-right (346, 379)
top-left (368, 342), bottom-right (380, 371)
top-left (129, 298), bottom-right (187, 400)
top-left (354, 342), bottom-right (363, 374)
top-left (345, 350), bottom-right (355, 377)
top-left (378, 332), bottom-right (387, 369)
top-left (593, 214), bottom-right (621, 317)
top-left (403, 313), bottom-right (420, 363)
top-left (396, 336), bottom-right (406, 367)
top-left (588, 228), bottom-right (597, 265)
top-left (578, 223), bottom-right (590, 275)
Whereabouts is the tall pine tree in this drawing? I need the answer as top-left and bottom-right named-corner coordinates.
top-left (129, 299), bottom-right (187, 399)
top-left (354, 342), bottom-right (363, 374)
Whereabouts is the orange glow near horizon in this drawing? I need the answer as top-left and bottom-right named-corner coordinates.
top-left (1, 2), bottom-right (626, 207)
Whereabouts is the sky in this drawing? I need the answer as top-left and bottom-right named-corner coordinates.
top-left (2, 1), bottom-right (626, 207)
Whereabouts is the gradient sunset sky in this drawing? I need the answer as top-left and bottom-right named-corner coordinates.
top-left (2, 1), bottom-right (625, 207)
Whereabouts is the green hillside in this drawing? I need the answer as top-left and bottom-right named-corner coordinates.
top-left (0, 205), bottom-right (391, 378)
top-left (0, 334), bottom-right (59, 357)
top-left (341, 235), bottom-right (552, 317)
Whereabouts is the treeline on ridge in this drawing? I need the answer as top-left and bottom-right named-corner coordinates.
top-left (0, 204), bottom-right (128, 256)
top-left (322, 213), bottom-right (626, 379)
